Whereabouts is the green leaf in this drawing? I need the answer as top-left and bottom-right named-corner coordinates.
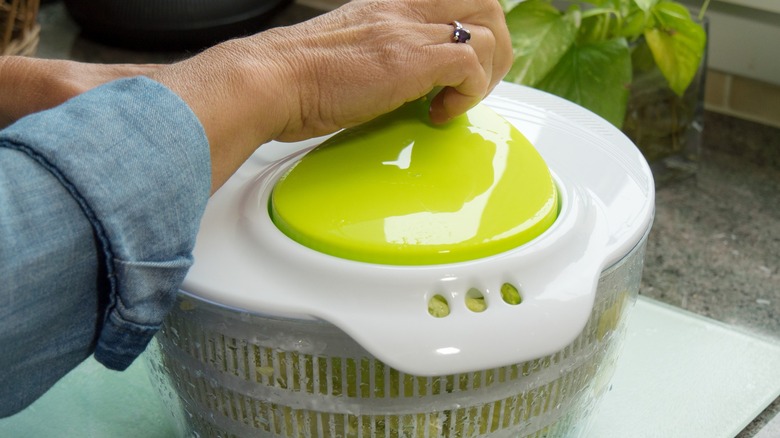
top-left (616, 7), bottom-right (650, 39)
top-left (504, 0), bottom-right (578, 87)
top-left (633, 0), bottom-right (658, 12)
top-left (582, 0), bottom-right (612, 6)
top-left (644, 1), bottom-right (707, 96)
top-left (577, 13), bottom-right (610, 44)
top-left (535, 38), bottom-right (632, 127)
top-left (499, 0), bottom-right (523, 14)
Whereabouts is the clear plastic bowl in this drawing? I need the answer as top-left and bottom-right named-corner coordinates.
top-left (146, 233), bottom-right (648, 438)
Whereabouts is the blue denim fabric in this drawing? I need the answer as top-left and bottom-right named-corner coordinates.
top-left (0, 77), bottom-right (210, 416)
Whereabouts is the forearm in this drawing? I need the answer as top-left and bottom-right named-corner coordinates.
top-left (0, 56), bottom-right (56, 128)
top-left (0, 76), bottom-right (211, 414)
top-left (0, 56), bottom-right (160, 129)
top-left (150, 40), bottom-right (295, 194)
top-left (0, 146), bottom-right (100, 417)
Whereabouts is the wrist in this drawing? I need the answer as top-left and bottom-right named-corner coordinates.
top-left (0, 57), bottom-right (85, 128)
top-left (220, 36), bottom-right (299, 145)
top-left (0, 56), bottom-right (32, 127)
top-left (150, 38), bottom-right (297, 192)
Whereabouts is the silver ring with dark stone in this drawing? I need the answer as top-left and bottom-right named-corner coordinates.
top-left (451, 21), bottom-right (471, 44)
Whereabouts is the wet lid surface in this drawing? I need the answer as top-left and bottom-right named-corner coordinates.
top-left (270, 99), bottom-right (558, 265)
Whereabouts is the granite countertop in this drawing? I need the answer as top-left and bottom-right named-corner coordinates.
top-left (645, 113), bottom-right (780, 436)
top-left (27, 1), bottom-right (780, 436)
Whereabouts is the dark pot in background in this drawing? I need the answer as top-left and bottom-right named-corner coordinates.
top-left (64, 0), bottom-right (293, 51)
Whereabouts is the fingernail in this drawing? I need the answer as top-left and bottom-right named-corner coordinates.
top-left (429, 103), bottom-right (451, 124)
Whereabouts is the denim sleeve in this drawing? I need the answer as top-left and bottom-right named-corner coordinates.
top-left (0, 78), bottom-right (210, 380)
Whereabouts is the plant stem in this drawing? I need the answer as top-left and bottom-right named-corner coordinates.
top-left (698, 0), bottom-right (711, 21)
top-left (580, 7), bottom-right (617, 19)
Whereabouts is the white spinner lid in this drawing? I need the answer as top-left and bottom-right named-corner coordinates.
top-left (182, 82), bottom-right (655, 376)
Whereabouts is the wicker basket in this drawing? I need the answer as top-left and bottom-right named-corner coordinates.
top-left (1, 0), bottom-right (40, 56)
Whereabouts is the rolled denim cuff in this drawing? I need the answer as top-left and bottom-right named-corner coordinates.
top-left (4, 76), bottom-right (211, 370)
top-left (93, 311), bottom-right (162, 371)
top-left (94, 257), bottom-right (194, 370)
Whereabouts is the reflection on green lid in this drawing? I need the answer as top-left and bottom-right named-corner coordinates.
top-left (270, 98), bottom-right (558, 265)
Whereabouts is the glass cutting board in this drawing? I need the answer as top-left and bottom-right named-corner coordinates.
top-left (2, 297), bottom-right (779, 437)
top-left (588, 297), bottom-right (780, 437)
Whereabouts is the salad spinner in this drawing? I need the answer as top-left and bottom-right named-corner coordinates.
top-left (147, 82), bottom-right (655, 438)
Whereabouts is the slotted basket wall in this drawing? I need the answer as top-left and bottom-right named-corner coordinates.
top-left (1, 0), bottom-right (40, 56)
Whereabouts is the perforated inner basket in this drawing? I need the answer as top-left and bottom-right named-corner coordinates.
top-left (146, 236), bottom-right (647, 438)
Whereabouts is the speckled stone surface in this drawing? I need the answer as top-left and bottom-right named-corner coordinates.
top-left (27, 2), bottom-right (780, 435)
top-left (642, 112), bottom-right (780, 437)
top-left (643, 115), bottom-right (780, 342)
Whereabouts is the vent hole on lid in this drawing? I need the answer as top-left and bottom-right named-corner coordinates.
top-left (501, 283), bottom-right (523, 305)
top-left (466, 288), bottom-right (487, 313)
top-left (428, 294), bottom-right (450, 318)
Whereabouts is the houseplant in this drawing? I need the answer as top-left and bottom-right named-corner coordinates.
top-left (502, 0), bottom-right (709, 182)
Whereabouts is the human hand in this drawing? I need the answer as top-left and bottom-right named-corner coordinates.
top-left (151, 0), bottom-right (512, 192)
top-left (0, 57), bottom-right (160, 128)
top-left (253, 0), bottom-right (513, 139)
